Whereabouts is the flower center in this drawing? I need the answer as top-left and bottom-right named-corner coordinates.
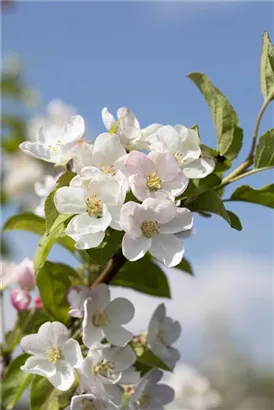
top-left (146, 172), bottom-right (162, 191)
top-left (141, 220), bottom-right (160, 238)
top-left (86, 196), bottom-right (103, 218)
top-left (48, 141), bottom-right (61, 152)
top-left (100, 164), bottom-right (116, 176)
top-left (80, 399), bottom-right (97, 410)
top-left (47, 347), bottom-right (62, 363)
top-left (92, 310), bottom-right (109, 327)
top-left (93, 360), bottom-right (115, 378)
top-left (174, 152), bottom-right (184, 167)
top-left (138, 392), bottom-right (150, 409)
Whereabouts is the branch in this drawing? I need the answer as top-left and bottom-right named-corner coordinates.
top-left (91, 250), bottom-right (126, 287)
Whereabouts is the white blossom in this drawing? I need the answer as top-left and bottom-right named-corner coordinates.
top-left (34, 174), bottom-right (57, 217)
top-left (102, 107), bottom-right (142, 150)
top-left (67, 394), bottom-right (116, 410)
top-left (72, 140), bottom-right (94, 174)
top-left (67, 286), bottom-right (93, 318)
top-left (79, 343), bottom-right (139, 405)
top-left (146, 124), bottom-right (215, 179)
top-left (82, 284), bottom-right (134, 347)
top-left (54, 167), bottom-right (125, 249)
top-left (15, 258), bottom-right (36, 290)
top-left (127, 369), bottom-right (174, 410)
top-left (120, 198), bottom-right (193, 267)
top-left (0, 261), bottom-right (17, 291)
top-left (147, 304), bottom-right (181, 370)
top-left (123, 150), bottom-right (188, 201)
top-left (20, 114), bottom-right (85, 165)
top-left (20, 321), bottom-right (82, 391)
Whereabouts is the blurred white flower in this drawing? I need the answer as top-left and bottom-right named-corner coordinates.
top-left (20, 321), bottom-right (82, 391)
top-left (67, 394), bottom-right (116, 410)
top-left (34, 174), bottom-right (57, 217)
top-left (0, 261), bottom-right (17, 291)
top-left (15, 257), bottom-right (35, 290)
top-left (166, 364), bottom-right (222, 410)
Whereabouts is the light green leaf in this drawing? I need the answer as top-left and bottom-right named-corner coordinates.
top-left (231, 184), bottom-right (274, 208)
top-left (36, 262), bottom-right (76, 323)
top-left (226, 210), bottom-right (242, 231)
top-left (30, 375), bottom-right (75, 410)
top-left (188, 72), bottom-right (243, 160)
top-left (113, 256), bottom-right (171, 298)
top-left (254, 129), bottom-right (274, 168)
top-left (3, 213), bottom-right (45, 236)
top-left (188, 190), bottom-right (231, 225)
top-left (1, 354), bottom-right (32, 410)
top-left (56, 170), bottom-right (76, 188)
top-left (260, 31), bottom-right (274, 100)
top-left (175, 258), bottom-right (194, 275)
top-left (86, 230), bottom-right (124, 265)
top-left (44, 191), bottom-right (59, 233)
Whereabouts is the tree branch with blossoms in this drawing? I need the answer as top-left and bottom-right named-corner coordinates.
top-left (1, 31), bottom-right (274, 410)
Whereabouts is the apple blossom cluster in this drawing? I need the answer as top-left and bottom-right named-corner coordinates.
top-left (20, 284), bottom-right (178, 409)
top-left (19, 105), bottom-right (215, 267)
top-left (1, 259), bottom-right (42, 311)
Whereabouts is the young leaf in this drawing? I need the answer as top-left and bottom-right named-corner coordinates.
top-left (188, 72), bottom-right (243, 160)
top-left (1, 354), bottom-right (32, 410)
top-left (260, 31), bottom-right (274, 101)
top-left (231, 184), bottom-right (274, 208)
top-left (56, 170), bottom-right (76, 188)
top-left (175, 258), bottom-right (194, 275)
top-left (36, 262), bottom-right (76, 323)
top-left (226, 210), bottom-right (242, 231)
top-left (30, 375), bottom-right (75, 410)
top-left (188, 190), bottom-right (231, 225)
top-left (254, 129), bottom-right (274, 168)
top-left (44, 191), bottom-right (59, 233)
top-left (113, 256), bottom-right (171, 298)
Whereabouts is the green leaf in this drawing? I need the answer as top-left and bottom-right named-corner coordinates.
top-left (1, 354), bottom-right (32, 409)
top-left (136, 349), bottom-right (171, 372)
top-left (188, 72), bottom-right (243, 160)
top-left (30, 375), bottom-right (75, 410)
top-left (44, 191), bottom-right (59, 233)
top-left (3, 213), bottom-right (45, 236)
top-left (231, 184), bottom-right (274, 208)
top-left (86, 230), bottom-right (124, 265)
top-left (113, 256), bottom-right (171, 298)
top-left (188, 190), bottom-right (231, 225)
top-left (183, 173), bottom-right (222, 198)
top-left (56, 170), bottom-right (76, 188)
top-left (226, 210), bottom-right (242, 231)
top-left (260, 31), bottom-right (274, 100)
top-left (36, 262), bottom-right (76, 323)
top-left (254, 129), bottom-right (274, 168)
top-left (175, 258), bottom-right (193, 275)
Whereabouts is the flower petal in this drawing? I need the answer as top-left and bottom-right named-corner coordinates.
top-left (124, 151), bottom-right (155, 178)
top-left (160, 207), bottom-right (193, 234)
top-left (82, 299), bottom-right (104, 348)
top-left (119, 367), bottom-right (140, 385)
top-left (104, 384), bottom-right (122, 405)
top-left (106, 345), bottom-right (136, 372)
top-left (20, 141), bottom-right (62, 163)
top-left (122, 234), bottom-right (151, 262)
top-left (38, 321), bottom-right (70, 347)
top-left (54, 187), bottom-right (87, 214)
top-left (150, 234), bottom-right (184, 267)
top-left (103, 324), bottom-right (133, 347)
top-left (48, 361), bottom-right (75, 391)
top-left (63, 339), bottom-right (83, 368)
top-left (120, 202), bottom-right (142, 238)
top-left (151, 384), bottom-right (175, 405)
top-left (142, 198), bottom-right (176, 224)
top-left (106, 298), bottom-right (135, 325)
top-left (183, 157), bottom-right (215, 179)
top-left (102, 107), bottom-right (116, 130)
top-left (20, 333), bottom-right (48, 355)
top-left (21, 356), bottom-right (56, 377)
top-left (147, 304), bottom-right (166, 345)
top-left (162, 320), bottom-right (181, 345)
top-left (92, 132), bottom-right (126, 167)
top-left (90, 283), bottom-right (110, 307)
top-left (148, 151), bottom-right (180, 182)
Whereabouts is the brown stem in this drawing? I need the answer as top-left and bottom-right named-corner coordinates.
top-left (91, 250), bottom-right (126, 287)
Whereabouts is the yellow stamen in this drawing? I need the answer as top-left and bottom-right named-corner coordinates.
top-left (146, 172), bottom-right (162, 192)
top-left (141, 220), bottom-right (160, 238)
top-left (174, 152), bottom-right (184, 167)
top-left (86, 196), bottom-right (103, 218)
top-left (92, 310), bottom-right (109, 327)
top-left (93, 360), bottom-right (115, 378)
top-left (138, 393), bottom-right (150, 409)
top-left (100, 164), bottom-right (116, 176)
top-left (47, 347), bottom-right (62, 363)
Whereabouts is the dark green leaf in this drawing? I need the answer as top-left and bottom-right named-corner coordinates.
top-left (188, 190), bottom-right (231, 225)
top-left (30, 375), bottom-right (76, 410)
top-left (188, 72), bottom-right (243, 160)
top-left (254, 129), bottom-right (274, 168)
top-left (226, 210), bottom-right (242, 231)
top-left (183, 173), bottom-right (221, 198)
top-left (113, 256), bottom-right (171, 298)
top-left (86, 230), bottom-right (124, 265)
top-left (136, 349), bottom-right (171, 372)
top-left (1, 354), bottom-right (32, 410)
top-left (231, 184), bottom-right (274, 208)
top-left (36, 262), bottom-right (76, 323)
top-left (260, 31), bottom-right (274, 100)
top-left (175, 258), bottom-right (194, 275)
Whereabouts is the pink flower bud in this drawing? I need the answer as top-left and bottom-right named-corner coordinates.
top-left (34, 295), bottom-right (43, 309)
top-left (10, 288), bottom-right (31, 311)
top-left (16, 258), bottom-right (35, 290)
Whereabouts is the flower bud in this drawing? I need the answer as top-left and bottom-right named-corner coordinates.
top-left (34, 295), bottom-right (43, 309)
top-left (16, 258), bottom-right (35, 290)
top-left (10, 288), bottom-right (31, 311)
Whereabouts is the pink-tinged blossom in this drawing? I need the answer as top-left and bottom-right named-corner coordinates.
top-left (10, 288), bottom-right (31, 311)
top-left (34, 295), bottom-right (43, 310)
top-left (123, 151), bottom-right (188, 201)
top-left (15, 258), bottom-right (36, 290)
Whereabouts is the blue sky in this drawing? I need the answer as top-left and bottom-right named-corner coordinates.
top-left (2, 2), bottom-right (273, 368)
